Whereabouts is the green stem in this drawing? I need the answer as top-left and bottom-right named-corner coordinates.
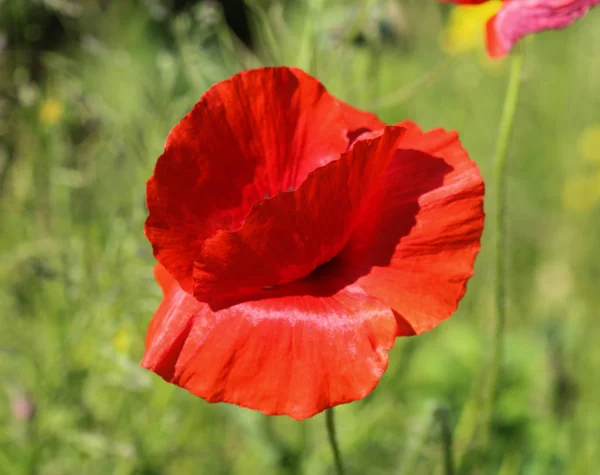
top-left (369, 56), bottom-right (458, 110)
top-left (325, 408), bottom-right (345, 475)
top-left (435, 406), bottom-right (455, 475)
top-left (487, 49), bottom-right (525, 437)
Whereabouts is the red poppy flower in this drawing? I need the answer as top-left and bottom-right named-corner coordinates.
top-left (142, 67), bottom-right (485, 420)
top-left (441, 0), bottom-right (600, 58)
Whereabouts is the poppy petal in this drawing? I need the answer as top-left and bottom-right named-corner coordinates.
top-left (192, 127), bottom-right (406, 306)
top-left (486, 0), bottom-right (600, 58)
top-left (338, 122), bottom-right (485, 335)
top-left (142, 270), bottom-right (397, 420)
top-left (145, 67), bottom-right (351, 292)
top-left (337, 100), bottom-right (386, 144)
top-left (153, 262), bottom-right (177, 295)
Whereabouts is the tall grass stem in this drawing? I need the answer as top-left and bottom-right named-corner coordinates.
top-left (436, 406), bottom-right (455, 475)
top-left (487, 48), bottom-right (525, 439)
top-left (325, 408), bottom-right (345, 475)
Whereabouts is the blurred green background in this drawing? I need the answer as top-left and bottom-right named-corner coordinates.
top-left (1, 0), bottom-right (599, 473)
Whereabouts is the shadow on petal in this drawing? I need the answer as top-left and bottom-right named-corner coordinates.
top-left (203, 150), bottom-right (453, 319)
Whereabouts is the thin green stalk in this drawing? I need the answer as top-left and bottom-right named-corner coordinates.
top-left (296, 0), bottom-right (325, 73)
top-left (325, 408), bottom-right (345, 475)
top-left (435, 406), bottom-right (455, 475)
top-left (368, 56), bottom-right (458, 110)
top-left (397, 403), bottom-right (437, 475)
top-left (343, 0), bottom-right (376, 42)
top-left (486, 49), bottom-right (525, 440)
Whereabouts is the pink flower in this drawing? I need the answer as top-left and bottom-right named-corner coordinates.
top-left (489, 0), bottom-right (600, 57)
top-left (442, 0), bottom-right (600, 58)
top-left (10, 391), bottom-right (35, 422)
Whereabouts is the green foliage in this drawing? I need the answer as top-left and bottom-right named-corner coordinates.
top-left (1, 1), bottom-right (599, 473)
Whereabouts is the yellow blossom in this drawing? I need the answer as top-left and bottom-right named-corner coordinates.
top-left (562, 126), bottom-right (600, 212)
top-left (440, 1), bottom-right (503, 55)
top-left (562, 175), bottom-right (600, 213)
top-left (578, 125), bottom-right (600, 163)
top-left (39, 98), bottom-right (64, 125)
top-left (113, 327), bottom-right (132, 354)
